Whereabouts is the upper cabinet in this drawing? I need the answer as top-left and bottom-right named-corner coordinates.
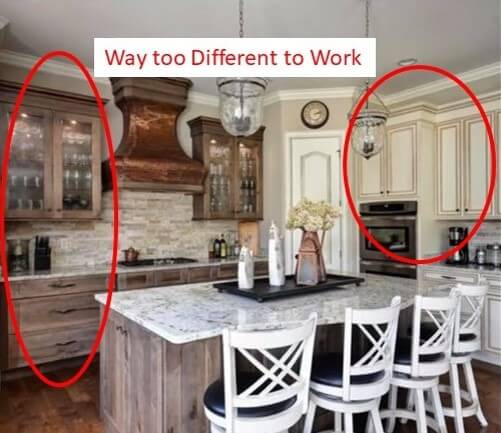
top-left (497, 111), bottom-right (501, 216)
top-left (189, 116), bottom-right (264, 220)
top-left (357, 121), bottom-right (417, 200)
top-left (0, 81), bottom-right (103, 220)
top-left (435, 113), bottom-right (496, 219)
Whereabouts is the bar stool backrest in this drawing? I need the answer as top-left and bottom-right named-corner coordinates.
top-left (411, 293), bottom-right (459, 377)
top-left (453, 282), bottom-right (488, 354)
top-left (222, 313), bottom-right (317, 433)
top-left (342, 296), bottom-right (401, 401)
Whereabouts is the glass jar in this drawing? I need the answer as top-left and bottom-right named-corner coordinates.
top-left (486, 243), bottom-right (501, 266)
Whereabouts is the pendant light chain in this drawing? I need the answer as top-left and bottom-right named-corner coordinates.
top-left (365, 0), bottom-right (370, 106)
top-left (239, 0), bottom-right (245, 38)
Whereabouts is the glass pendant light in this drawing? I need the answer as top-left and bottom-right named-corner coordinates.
top-left (349, 0), bottom-right (389, 159)
top-left (217, 0), bottom-right (269, 137)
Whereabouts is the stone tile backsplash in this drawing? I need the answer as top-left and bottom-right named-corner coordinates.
top-left (6, 191), bottom-right (237, 268)
top-left (467, 221), bottom-right (501, 256)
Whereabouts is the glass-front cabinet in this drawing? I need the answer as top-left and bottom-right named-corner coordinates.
top-left (0, 81), bottom-right (102, 220)
top-left (235, 138), bottom-right (262, 220)
top-left (189, 116), bottom-right (264, 220)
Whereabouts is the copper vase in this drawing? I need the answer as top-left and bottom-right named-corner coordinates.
top-left (294, 231), bottom-right (327, 286)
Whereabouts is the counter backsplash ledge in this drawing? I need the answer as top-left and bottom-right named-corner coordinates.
top-left (6, 191), bottom-right (238, 268)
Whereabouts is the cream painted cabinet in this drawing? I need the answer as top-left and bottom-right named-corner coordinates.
top-left (357, 151), bottom-right (384, 198)
top-left (436, 114), bottom-right (495, 219)
top-left (436, 121), bottom-right (462, 216)
top-left (497, 111), bottom-right (501, 216)
top-left (357, 122), bottom-right (417, 200)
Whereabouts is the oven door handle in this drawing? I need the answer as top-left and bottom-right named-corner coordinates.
top-left (360, 260), bottom-right (415, 269)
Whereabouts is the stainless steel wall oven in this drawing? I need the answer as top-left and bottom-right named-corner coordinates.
top-left (359, 201), bottom-right (417, 279)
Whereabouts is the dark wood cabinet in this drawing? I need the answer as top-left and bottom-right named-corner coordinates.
top-left (189, 116), bottom-right (264, 220)
top-left (0, 80), bottom-right (104, 220)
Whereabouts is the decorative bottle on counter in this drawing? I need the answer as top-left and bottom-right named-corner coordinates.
top-left (220, 234), bottom-right (227, 259)
top-left (214, 236), bottom-right (221, 258)
top-left (238, 246), bottom-right (254, 289)
top-left (268, 221), bottom-right (286, 287)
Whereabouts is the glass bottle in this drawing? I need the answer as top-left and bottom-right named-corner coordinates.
top-left (220, 234), bottom-right (227, 259)
top-left (214, 236), bottom-right (221, 258)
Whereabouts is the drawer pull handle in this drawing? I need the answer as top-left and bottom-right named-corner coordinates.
top-left (55, 308), bottom-right (77, 314)
top-left (49, 282), bottom-right (76, 289)
top-left (56, 340), bottom-right (77, 347)
top-left (440, 275), bottom-right (456, 280)
top-left (53, 306), bottom-right (99, 314)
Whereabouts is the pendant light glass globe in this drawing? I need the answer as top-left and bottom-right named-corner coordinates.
top-left (349, 85), bottom-right (390, 160)
top-left (217, 77), bottom-right (269, 137)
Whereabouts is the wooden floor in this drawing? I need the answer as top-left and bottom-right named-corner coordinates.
top-left (0, 362), bottom-right (499, 433)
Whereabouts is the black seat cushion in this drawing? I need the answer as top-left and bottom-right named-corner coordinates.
top-left (394, 337), bottom-right (444, 366)
top-left (413, 322), bottom-right (476, 342)
top-left (203, 372), bottom-right (297, 418)
top-left (310, 352), bottom-right (385, 388)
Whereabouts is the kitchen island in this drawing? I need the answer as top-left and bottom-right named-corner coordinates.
top-left (94, 274), bottom-right (448, 433)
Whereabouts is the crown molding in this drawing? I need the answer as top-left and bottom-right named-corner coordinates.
top-left (0, 49), bottom-right (110, 85)
top-left (187, 91), bottom-right (218, 107)
top-left (384, 61), bottom-right (501, 106)
top-left (264, 86), bottom-right (356, 105)
top-left (1, 49), bottom-right (499, 110)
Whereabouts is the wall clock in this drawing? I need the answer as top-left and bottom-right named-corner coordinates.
top-left (301, 100), bottom-right (329, 129)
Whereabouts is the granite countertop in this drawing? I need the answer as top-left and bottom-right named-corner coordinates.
top-left (422, 262), bottom-right (501, 277)
top-left (1, 256), bottom-right (268, 282)
top-left (94, 273), bottom-right (450, 345)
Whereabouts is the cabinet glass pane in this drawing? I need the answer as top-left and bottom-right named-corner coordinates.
top-left (208, 135), bottom-right (233, 214)
top-left (237, 141), bottom-right (258, 215)
top-left (7, 111), bottom-right (46, 211)
top-left (61, 118), bottom-right (93, 211)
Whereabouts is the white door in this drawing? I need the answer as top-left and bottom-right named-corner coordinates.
top-left (386, 123), bottom-right (417, 196)
top-left (463, 115), bottom-right (493, 216)
top-left (288, 134), bottom-right (343, 273)
top-left (436, 121), bottom-right (462, 217)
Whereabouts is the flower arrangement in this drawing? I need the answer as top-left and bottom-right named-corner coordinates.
top-left (286, 198), bottom-right (342, 245)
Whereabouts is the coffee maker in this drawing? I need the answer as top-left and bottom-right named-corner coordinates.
top-left (446, 227), bottom-right (469, 264)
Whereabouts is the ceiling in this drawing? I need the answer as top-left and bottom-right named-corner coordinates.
top-left (0, 0), bottom-right (500, 97)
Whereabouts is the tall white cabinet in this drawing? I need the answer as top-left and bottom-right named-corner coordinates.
top-left (436, 112), bottom-right (498, 219)
top-left (357, 122), bottom-right (418, 199)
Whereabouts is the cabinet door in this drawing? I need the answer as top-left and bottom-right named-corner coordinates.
top-left (497, 111), bottom-right (501, 216)
top-left (357, 150), bottom-right (384, 199)
top-left (463, 115), bottom-right (493, 216)
top-left (1, 104), bottom-right (54, 219)
top-left (436, 121), bottom-right (462, 216)
top-left (483, 293), bottom-right (501, 359)
top-left (205, 133), bottom-right (235, 219)
top-left (53, 113), bottom-right (101, 219)
top-left (386, 123), bottom-right (417, 196)
top-left (235, 137), bottom-right (262, 220)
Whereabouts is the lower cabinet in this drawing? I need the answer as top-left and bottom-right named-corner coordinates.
top-left (420, 267), bottom-right (501, 366)
top-left (0, 274), bottom-right (108, 370)
top-left (100, 310), bottom-right (221, 433)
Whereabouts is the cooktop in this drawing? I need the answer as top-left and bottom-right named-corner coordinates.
top-left (118, 257), bottom-right (198, 267)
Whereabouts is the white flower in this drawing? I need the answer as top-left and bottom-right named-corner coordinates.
top-left (286, 198), bottom-right (341, 232)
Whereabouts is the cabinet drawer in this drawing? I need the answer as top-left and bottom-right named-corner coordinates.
top-left (255, 261), bottom-right (268, 276)
top-left (117, 272), bottom-right (154, 291)
top-left (218, 263), bottom-right (238, 279)
top-left (10, 274), bottom-right (109, 299)
top-left (7, 325), bottom-right (97, 369)
top-left (154, 269), bottom-right (186, 286)
top-left (186, 266), bottom-right (214, 283)
top-left (422, 271), bottom-right (476, 284)
top-left (8, 292), bottom-right (101, 335)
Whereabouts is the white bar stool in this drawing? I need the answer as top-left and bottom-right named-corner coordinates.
top-left (380, 293), bottom-right (459, 433)
top-left (203, 313), bottom-right (317, 433)
top-left (437, 282), bottom-right (489, 433)
top-left (302, 296), bottom-right (402, 433)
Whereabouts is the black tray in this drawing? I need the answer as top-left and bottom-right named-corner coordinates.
top-left (214, 274), bottom-right (365, 302)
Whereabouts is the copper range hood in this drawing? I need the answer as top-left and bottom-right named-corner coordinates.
top-left (102, 78), bottom-right (206, 193)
